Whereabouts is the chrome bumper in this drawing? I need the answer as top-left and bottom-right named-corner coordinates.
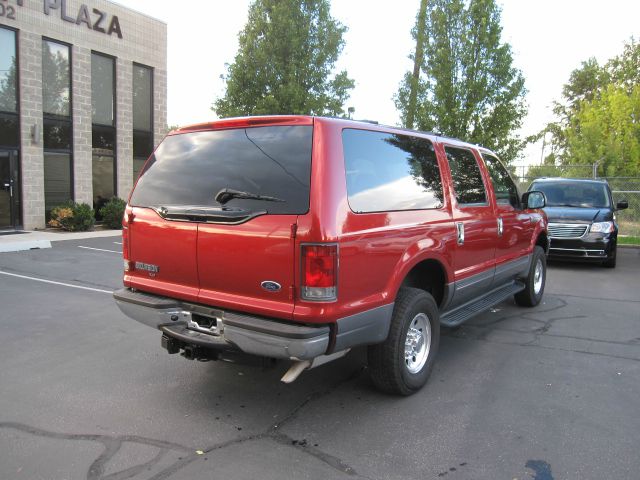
top-left (113, 288), bottom-right (330, 360)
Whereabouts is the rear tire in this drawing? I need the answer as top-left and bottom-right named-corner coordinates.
top-left (368, 288), bottom-right (440, 395)
top-left (515, 246), bottom-right (546, 307)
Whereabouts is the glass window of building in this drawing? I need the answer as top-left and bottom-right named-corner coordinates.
top-left (0, 27), bottom-right (20, 229)
top-left (0, 27), bottom-right (19, 148)
top-left (132, 64), bottom-right (153, 182)
top-left (0, 27), bottom-right (18, 115)
top-left (91, 52), bottom-right (116, 216)
top-left (42, 39), bottom-right (72, 216)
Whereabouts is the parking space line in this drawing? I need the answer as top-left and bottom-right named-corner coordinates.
top-left (0, 270), bottom-right (113, 294)
top-left (113, 241), bottom-right (122, 245)
top-left (78, 246), bottom-right (121, 254)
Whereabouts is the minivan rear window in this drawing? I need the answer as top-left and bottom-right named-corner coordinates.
top-left (130, 126), bottom-right (312, 215)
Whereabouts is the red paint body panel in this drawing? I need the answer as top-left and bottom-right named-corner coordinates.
top-left (125, 207), bottom-right (200, 302)
top-left (197, 216), bottom-right (296, 319)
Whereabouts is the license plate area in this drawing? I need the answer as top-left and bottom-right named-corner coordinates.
top-left (187, 310), bottom-right (224, 335)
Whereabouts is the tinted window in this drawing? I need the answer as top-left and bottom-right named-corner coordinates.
top-left (530, 181), bottom-right (610, 208)
top-left (483, 153), bottom-right (520, 208)
top-left (130, 126), bottom-right (312, 215)
top-left (446, 147), bottom-right (487, 205)
top-left (0, 27), bottom-right (17, 113)
top-left (44, 152), bottom-right (72, 213)
top-left (0, 114), bottom-right (18, 147)
top-left (91, 53), bottom-right (115, 126)
top-left (43, 118), bottom-right (72, 150)
top-left (133, 64), bottom-right (152, 132)
top-left (133, 130), bottom-right (153, 158)
top-left (42, 40), bottom-right (70, 117)
top-left (343, 129), bottom-right (443, 213)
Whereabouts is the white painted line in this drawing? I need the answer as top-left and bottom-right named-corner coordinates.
top-left (0, 270), bottom-right (113, 294)
top-left (113, 241), bottom-right (122, 245)
top-left (78, 246), bottom-right (121, 254)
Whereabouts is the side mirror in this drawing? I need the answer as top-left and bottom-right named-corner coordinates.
top-left (522, 191), bottom-right (546, 209)
top-left (616, 200), bottom-right (629, 210)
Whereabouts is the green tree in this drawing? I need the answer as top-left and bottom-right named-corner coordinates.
top-left (395, 0), bottom-right (527, 164)
top-left (565, 85), bottom-right (640, 176)
top-left (543, 38), bottom-right (640, 176)
top-left (213, 0), bottom-right (354, 118)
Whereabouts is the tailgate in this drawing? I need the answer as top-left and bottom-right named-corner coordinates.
top-left (125, 207), bottom-right (199, 302)
top-left (197, 216), bottom-right (296, 319)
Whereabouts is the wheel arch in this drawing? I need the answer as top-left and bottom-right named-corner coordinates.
top-left (395, 256), bottom-right (451, 309)
top-left (536, 230), bottom-right (549, 254)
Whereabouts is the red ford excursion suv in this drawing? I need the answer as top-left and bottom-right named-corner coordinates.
top-left (114, 116), bottom-right (548, 395)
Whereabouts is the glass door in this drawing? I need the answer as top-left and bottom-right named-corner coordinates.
top-left (0, 150), bottom-right (19, 229)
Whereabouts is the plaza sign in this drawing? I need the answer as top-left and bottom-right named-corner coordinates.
top-left (44, 0), bottom-right (123, 39)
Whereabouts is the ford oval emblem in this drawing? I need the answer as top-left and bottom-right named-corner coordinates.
top-left (261, 281), bottom-right (282, 292)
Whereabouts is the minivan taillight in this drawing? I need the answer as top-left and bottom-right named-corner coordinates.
top-left (301, 244), bottom-right (338, 301)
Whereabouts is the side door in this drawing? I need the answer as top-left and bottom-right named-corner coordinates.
top-left (443, 145), bottom-right (497, 307)
top-left (0, 150), bottom-right (20, 229)
top-left (481, 152), bottom-right (535, 286)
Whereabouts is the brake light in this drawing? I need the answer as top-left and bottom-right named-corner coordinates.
top-left (301, 244), bottom-right (338, 301)
top-left (122, 208), bottom-right (132, 271)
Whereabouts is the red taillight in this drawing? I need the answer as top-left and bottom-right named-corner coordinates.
top-left (122, 208), bottom-right (132, 271)
top-left (301, 244), bottom-right (337, 301)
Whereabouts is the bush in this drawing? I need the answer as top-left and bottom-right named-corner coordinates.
top-left (98, 197), bottom-right (127, 229)
top-left (48, 201), bottom-right (95, 232)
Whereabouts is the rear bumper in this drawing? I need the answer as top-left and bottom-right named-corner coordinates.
top-left (114, 288), bottom-right (393, 361)
top-left (114, 288), bottom-right (329, 360)
top-left (548, 235), bottom-right (615, 261)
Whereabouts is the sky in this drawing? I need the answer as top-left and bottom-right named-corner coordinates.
top-left (117, 0), bottom-right (640, 165)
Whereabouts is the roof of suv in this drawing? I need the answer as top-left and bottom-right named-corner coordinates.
top-left (170, 115), bottom-right (481, 149)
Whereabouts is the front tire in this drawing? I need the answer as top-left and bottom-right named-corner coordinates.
top-left (368, 288), bottom-right (440, 395)
top-left (603, 245), bottom-right (617, 268)
top-left (515, 246), bottom-right (546, 307)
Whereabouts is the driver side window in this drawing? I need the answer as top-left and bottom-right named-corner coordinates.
top-left (482, 154), bottom-right (520, 208)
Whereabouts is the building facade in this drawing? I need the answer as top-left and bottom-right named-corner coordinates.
top-left (1, 0), bottom-right (167, 230)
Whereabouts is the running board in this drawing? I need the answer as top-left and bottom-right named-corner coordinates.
top-left (440, 281), bottom-right (525, 328)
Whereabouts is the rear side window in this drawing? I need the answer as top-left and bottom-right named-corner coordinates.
top-left (130, 126), bottom-right (312, 214)
top-left (342, 129), bottom-right (443, 213)
top-left (445, 147), bottom-right (487, 206)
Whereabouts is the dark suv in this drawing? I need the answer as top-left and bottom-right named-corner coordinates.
top-left (528, 178), bottom-right (628, 268)
top-left (114, 116), bottom-right (549, 395)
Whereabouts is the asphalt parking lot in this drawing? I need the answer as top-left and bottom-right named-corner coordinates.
top-left (0, 237), bottom-right (639, 480)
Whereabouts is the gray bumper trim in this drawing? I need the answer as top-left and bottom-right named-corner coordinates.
top-left (113, 289), bottom-right (329, 360)
top-left (333, 303), bottom-right (394, 352)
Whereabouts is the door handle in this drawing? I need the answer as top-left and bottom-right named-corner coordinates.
top-left (497, 217), bottom-right (503, 236)
top-left (456, 222), bottom-right (465, 245)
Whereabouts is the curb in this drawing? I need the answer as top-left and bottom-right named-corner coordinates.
top-left (0, 229), bottom-right (121, 253)
top-left (0, 240), bottom-right (52, 253)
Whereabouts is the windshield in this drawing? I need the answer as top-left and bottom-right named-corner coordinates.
top-left (530, 181), bottom-right (610, 208)
top-left (130, 125), bottom-right (312, 215)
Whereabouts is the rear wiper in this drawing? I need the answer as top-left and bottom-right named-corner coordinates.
top-left (215, 188), bottom-right (285, 205)
top-left (152, 205), bottom-right (267, 224)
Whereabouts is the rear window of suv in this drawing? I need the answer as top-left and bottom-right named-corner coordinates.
top-left (130, 126), bottom-right (313, 215)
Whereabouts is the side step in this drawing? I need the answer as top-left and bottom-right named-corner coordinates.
top-left (440, 281), bottom-right (525, 328)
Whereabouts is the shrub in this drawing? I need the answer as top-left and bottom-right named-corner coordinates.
top-left (48, 201), bottom-right (95, 232)
top-left (98, 197), bottom-right (127, 229)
